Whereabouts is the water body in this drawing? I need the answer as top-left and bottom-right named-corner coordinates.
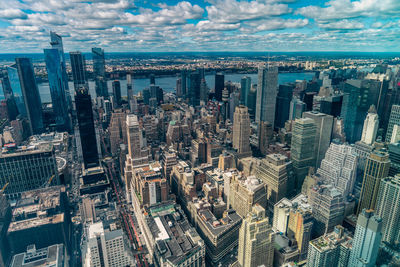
top-left (36, 72), bottom-right (315, 103)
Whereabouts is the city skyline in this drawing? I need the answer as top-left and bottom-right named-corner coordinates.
top-left (0, 0), bottom-right (399, 53)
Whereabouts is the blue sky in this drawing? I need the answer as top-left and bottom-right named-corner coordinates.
top-left (0, 0), bottom-right (399, 52)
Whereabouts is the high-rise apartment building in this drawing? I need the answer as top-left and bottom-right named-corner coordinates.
top-left (376, 175), bottom-right (400, 245)
top-left (361, 105), bottom-right (379, 145)
top-left (15, 58), bottom-right (44, 134)
top-left (316, 142), bottom-right (358, 197)
top-left (386, 104), bottom-right (400, 142)
top-left (69, 51), bottom-right (87, 90)
top-left (237, 205), bottom-right (274, 267)
top-left (255, 65), bottom-right (278, 127)
top-left (75, 88), bottom-right (99, 169)
top-left (83, 222), bottom-right (135, 267)
top-left (256, 154), bottom-right (294, 214)
top-left (348, 209), bottom-right (382, 267)
top-left (303, 111), bottom-right (333, 168)
top-left (233, 105), bottom-right (251, 155)
top-left (357, 150), bottom-right (390, 214)
top-left (290, 118), bottom-right (316, 192)
top-left (215, 73), bottom-right (224, 102)
top-left (92, 47), bottom-right (108, 98)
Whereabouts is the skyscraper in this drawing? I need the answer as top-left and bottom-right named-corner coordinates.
top-left (214, 73), bottom-right (224, 101)
top-left (376, 175), bottom-right (400, 245)
top-left (200, 78), bottom-right (208, 103)
top-left (258, 121), bottom-right (273, 155)
top-left (290, 118), bottom-right (316, 192)
top-left (92, 47), bottom-right (108, 98)
top-left (386, 104), bottom-right (400, 142)
top-left (289, 96), bottom-right (306, 120)
top-left (275, 84), bottom-right (294, 128)
top-left (357, 150), bottom-right (390, 214)
top-left (112, 80), bottom-right (121, 107)
top-left (44, 48), bottom-right (70, 131)
top-left (233, 105), bottom-right (251, 155)
top-left (348, 209), bottom-right (382, 267)
top-left (75, 88), bottom-right (99, 169)
top-left (189, 71), bottom-right (201, 106)
top-left (126, 74), bottom-right (134, 112)
top-left (361, 105), bottom-right (379, 145)
top-left (255, 65), bottom-right (278, 127)
top-left (237, 205), bottom-right (274, 267)
top-left (15, 58), bottom-right (44, 134)
top-left (303, 111), bottom-right (334, 168)
top-left (69, 51), bottom-right (87, 90)
top-left (1, 70), bottom-right (19, 121)
top-left (240, 76), bottom-right (251, 105)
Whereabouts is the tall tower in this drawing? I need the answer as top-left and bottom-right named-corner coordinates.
top-left (214, 73), bottom-right (224, 102)
top-left (112, 80), bottom-right (121, 108)
top-left (255, 65), bottom-right (278, 127)
top-left (357, 150), bottom-right (390, 214)
top-left (348, 209), bottom-right (382, 267)
top-left (240, 76), bottom-right (251, 106)
top-left (126, 74), bottom-right (134, 112)
top-left (386, 104), bottom-right (400, 142)
top-left (237, 205), bottom-right (274, 267)
top-left (15, 58), bottom-right (44, 134)
top-left (361, 105), bottom-right (379, 145)
top-left (69, 51), bottom-right (87, 90)
top-left (290, 118), bottom-right (316, 192)
top-left (44, 48), bottom-right (70, 132)
top-left (92, 47), bottom-right (108, 98)
top-left (233, 105), bottom-right (251, 155)
top-left (6, 65), bottom-right (26, 118)
top-left (376, 175), bottom-right (400, 244)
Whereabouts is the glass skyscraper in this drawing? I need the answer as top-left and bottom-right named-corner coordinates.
top-left (6, 65), bottom-right (26, 118)
top-left (1, 70), bottom-right (19, 120)
top-left (255, 65), bottom-right (278, 127)
top-left (44, 48), bottom-right (70, 132)
top-left (70, 52), bottom-right (87, 90)
top-left (15, 58), bottom-right (43, 134)
top-left (92, 47), bottom-right (108, 98)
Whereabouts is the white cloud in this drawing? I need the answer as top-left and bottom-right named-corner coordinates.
top-left (318, 19), bottom-right (364, 30)
top-left (0, 9), bottom-right (27, 19)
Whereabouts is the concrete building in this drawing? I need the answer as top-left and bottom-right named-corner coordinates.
top-left (108, 110), bottom-right (127, 156)
top-left (388, 142), bottom-right (400, 177)
top-left (348, 209), bottom-right (382, 267)
top-left (258, 121), bottom-right (273, 156)
top-left (290, 118), bottom-right (316, 193)
top-left (361, 105), bottom-right (379, 145)
top-left (237, 205), bottom-right (274, 267)
top-left (10, 244), bottom-right (66, 267)
top-left (255, 65), bottom-right (278, 127)
top-left (82, 221), bottom-right (135, 267)
top-left (303, 111), bottom-right (333, 168)
top-left (233, 105), bottom-right (251, 155)
top-left (227, 174), bottom-right (267, 218)
top-left (386, 104), bottom-right (400, 142)
top-left (357, 150), bottom-right (390, 214)
top-left (307, 226), bottom-right (352, 267)
top-left (376, 175), bottom-right (400, 245)
top-left (256, 154), bottom-right (294, 214)
top-left (316, 142), bottom-right (358, 197)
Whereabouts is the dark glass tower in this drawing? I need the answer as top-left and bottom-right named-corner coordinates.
top-left (92, 48), bottom-right (108, 98)
top-left (75, 88), bottom-right (99, 169)
top-left (112, 80), bottom-right (121, 107)
top-left (1, 70), bottom-right (19, 121)
top-left (275, 84), bottom-right (294, 129)
top-left (44, 48), bottom-right (70, 131)
top-left (215, 73), bottom-right (224, 101)
top-left (189, 71), bottom-right (201, 106)
top-left (15, 58), bottom-right (43, 134)
top-left (6, 65), bottom-right (26, 118)
top-left (69, 52), bottom-right (87, 90)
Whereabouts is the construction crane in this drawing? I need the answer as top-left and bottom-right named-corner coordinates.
top-left (41, 175), bottom-right (56, 188)
top-left (0, 183), bottom-right (8, 193)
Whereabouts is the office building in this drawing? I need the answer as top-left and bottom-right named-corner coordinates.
top-left (361, 105), bottom-right (379, 145)
top-left (112, 80), bottom-right (121, 107)
top-left (0, 144), bottom-right (59, 198)
top-left (258, 121), bottom-right (273, 156)
top-left (237, 205), bottom-right (274, 267)
top-left (215, 73), bottom-right (224, 102)
top-left (256, 154), bottom-right (294, 213)
top-left (357, 150), bottom-right (390, 214)
top-left (289, 97), bottom-right (306, 121)
top-left (83, 221), bottom-right (135, 267)
top-left (348, 209), bottom-right (382, 267)
top-left (376, 175), bottom-right (400, 244)
top-left (189, 71), bottom-right (201, 106)
top-left (303, 111), bottom-right (333, 168)
top-left (290, 118), bottom-right (316, 192)
top-left (92, 47), bottom-right (108, 98)
top-left (307, 226), bottom-right (352, 267)
top-left (316, 142), bottom-right (358, 197)
top-left (233, 105), bottom-right (251, 155)
top-left (176, 77), bottom-right (182, 97)
top-left (15, 58), bottom-right (43, 134)
top-left (10, 244), bottom-right (66, 267)
top-left (256, 65), bottom-right (278, 127)
top-left (275, 84), bottom-right (294, 129)
top-left (44, 48), bottom-right (70, 132)
top-left (108, 110), bottom-right (127, 156)
top-left (0, 70), bottom-right (19, 121)
top-left (126, 73), bottom-right (134, 111)
top-left (386, 104), bottom-right (400, 142)
top-left (140, 202), bottom-right (205, 267)
top-left (227, 175), bottom-right (267, 218)
top-left (75, 88), bottom-right (99, 169)
top-left (246, 84), bottom-right (257, 117)
top-left (240, 76), bottom-right (251, 105)
top-left (200, 78), bottom-right (208, 103)
top-left (388, 142), bottom-right (400, 177)
top-left (70, 51), bottom-right (87, 90)
top-left (319, 94), bottom-right (343, 117)
top-left (309, 184), bottom-right (345, 237)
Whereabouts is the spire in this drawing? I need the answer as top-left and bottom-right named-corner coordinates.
top-left (368, 105), bottom-right (377, 114)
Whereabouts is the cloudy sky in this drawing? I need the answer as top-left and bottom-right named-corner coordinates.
top-left (0, 0), bottom-right (399, 53)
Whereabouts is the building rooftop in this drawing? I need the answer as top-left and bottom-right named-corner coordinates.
top-left (0, 143), bottom-right (53, 157)
top-left (309, 226), bottom-right (352, 252)
top-left (10, 244), bottom-right (64, 267)
top-left (198, 208), bottom-right (242, 236)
